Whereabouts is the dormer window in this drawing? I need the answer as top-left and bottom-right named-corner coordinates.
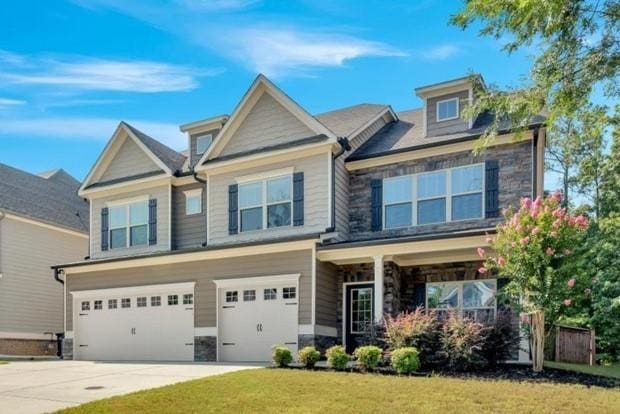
top-left (436, 97), bottom-right (459, 122)
top-left (196, 134), bottom-right (213, 155)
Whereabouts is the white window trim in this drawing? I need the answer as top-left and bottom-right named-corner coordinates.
top-left (195, 133), bottom-right (213, 155)
top-left (238, 174), bottom-right (293, 233)
top-left (436, 97), bottom-right (460, 122)
top-left (425, 279), bottom-right (497, 319)
top-left (382, 163), bottom-right (485, 230)
top-left (108, 199), bottom-right (150, 249)
top-left (184, 188), bottom-right (203, 215)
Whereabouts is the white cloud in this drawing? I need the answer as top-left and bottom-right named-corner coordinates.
top-left (0, 98), bottom-right (25, 106)
top-left (420, 44), bottom-right (460, 61)
top-left (0, 117), bottom-right (186, 150)
top-left (0, 54), bottom-right (220, 93)
top-left (219, 28), bottom-right (406, 76)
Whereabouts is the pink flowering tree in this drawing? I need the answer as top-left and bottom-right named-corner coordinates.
top-left (477, 192), bottom-right (589, 372)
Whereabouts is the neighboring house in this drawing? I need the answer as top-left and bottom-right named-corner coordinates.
top-left (0, 164), bottom-right (89, 356)
top-left (53, 74), bottom-right (545, 363)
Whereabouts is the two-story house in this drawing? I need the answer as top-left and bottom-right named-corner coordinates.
top-left (1, 164), bottom-right (88, 356)
top-left (53, 74), bottom-right (545, 363)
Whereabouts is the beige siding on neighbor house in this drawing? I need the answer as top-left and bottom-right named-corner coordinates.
top-left (98, 136), bottom-right (161, 182)
top-left (219, 93), bottom-right (316, 157)
top-left (208, 153), bottom-right (330, 245)
top-left (65, 250), bottom-right (313, 330)
top-left (334, 116), bottom-right (388, 240)
top-left (90, 185), bottom-right (170, 259)
top-left (0, 217), bottom-right (87, 336)
top-left (426, 90), bottom-right (470, 137)
top-left (315, 260), bottom-right (338, 328)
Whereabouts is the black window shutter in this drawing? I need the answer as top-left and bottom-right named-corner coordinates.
top-left (413, 283), bottom-right (426, 310)
top-left (148, 199), bottom-right (157, 245)
top-left (371, 178), bottom-right (383, 231)
top-left (101, 207), bottom-right (109, 251)
top-left (293, 172), bottom-right (304, 226)
top-left (485, 160), bottom-right (500, 218)
top-left (228, 184), bottom-right (238, 235)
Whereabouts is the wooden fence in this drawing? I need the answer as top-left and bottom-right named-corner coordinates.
top-left (555, 325), bottom-right (596, 365)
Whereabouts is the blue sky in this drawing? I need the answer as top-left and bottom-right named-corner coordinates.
top-left (0, 0), bottom-right (537, 181)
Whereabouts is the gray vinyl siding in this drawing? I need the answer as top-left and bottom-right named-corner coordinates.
top-left (426, 90), bottom-right (470, 137)
top-left (315, 260), bottom-right (338, 328)
top-left (65, 250), bottom-right (313, 330)
top-left (90, 185), bottom-right (170, 259)
top-left (190, 129), bottom-right (219, 168)
top-left (219, 93), bottom-right (315, 157)
top-left (208, 152), bottom-right (330, 245)
top-left (0, 217), bottom-right (87, 335)
top-left (172, 183), bottom-right (207, 250)
top-left (98, 136), bottom-right (161, 182)
top-left (334, 116), bottom-right (389, 240)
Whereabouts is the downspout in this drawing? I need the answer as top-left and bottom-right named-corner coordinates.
top-left (532, 127), bottom-right (539, 198)
top-left (329, 137), bottom-right (351, 232)
top-left (191, 170), bottom-right (208, 247)
top-left (0, 209), bottom-right (5, 279)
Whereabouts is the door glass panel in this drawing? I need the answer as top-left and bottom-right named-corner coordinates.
top-left (350, 288), bottom-right (373, 334)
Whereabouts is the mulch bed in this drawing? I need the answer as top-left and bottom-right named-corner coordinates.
top-left (282, 363), bottom-right (620, 389)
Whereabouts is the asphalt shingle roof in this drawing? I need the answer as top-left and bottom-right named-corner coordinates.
top-left (0, 164), bottom-right (89, 233)
top-left (315, 103), bottom-right (389, 137)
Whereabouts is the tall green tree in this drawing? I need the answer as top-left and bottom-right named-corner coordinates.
top-left (451, 0), bottom-right (619, 145)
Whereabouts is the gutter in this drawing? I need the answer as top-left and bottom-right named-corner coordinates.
top-left (54, 268), bottom-right (64, 285)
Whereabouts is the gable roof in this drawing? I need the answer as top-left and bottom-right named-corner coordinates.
top-left (347, 108), bottom-right (546, 161)
top-left (121, 122), bottom-right (186, 172)
top-left (0, 163), bottom-right (89, 233)
top-left (195, 74), bottom-right (338, 167)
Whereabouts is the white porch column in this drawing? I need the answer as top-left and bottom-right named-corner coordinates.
top-left (373, 255), bottom-right (384, 323)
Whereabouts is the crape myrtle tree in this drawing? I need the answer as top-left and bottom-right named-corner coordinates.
top-left (477, 193), bottom-right (589, 372)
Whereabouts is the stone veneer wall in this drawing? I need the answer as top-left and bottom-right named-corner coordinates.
top-left (62, 338), bottom-right (73, 360)
top-left (298, 334), bottom-right (338, 353)
top-left (346, 141), bottom-right (533, 241)
top-left (194, 336), bottom-right (217, 361)
top-left (0, 338), bottom-right (59, 357)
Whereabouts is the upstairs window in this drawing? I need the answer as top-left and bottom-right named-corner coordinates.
top-left (239, 175), bottom-right (292, 232)
top-left (109, 200), bottom-right (149, 249)
top-left (185, 189), bottom-right (202, 215)
top-left (436, 97), bottom-right (459, 122)
top-left (383, 164), bottom-right (484, 229)
top-left (196, 134), bottom-right (213, 155)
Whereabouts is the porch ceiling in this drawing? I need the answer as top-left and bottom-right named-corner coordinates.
top-left (316, 234), bottom-right (490, 265)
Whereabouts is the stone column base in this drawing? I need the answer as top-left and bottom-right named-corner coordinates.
top-left (61, 338), bottom-right (73, 360)
top-left (194, 336), bottom-right (217, 361)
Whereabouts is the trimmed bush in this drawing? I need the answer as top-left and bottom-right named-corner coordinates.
top-left (298, 346), bottom-right (321, 369)
top-left (390, 347), bottom-right (420, 374)
top-left (437, 312), bottom-right (486, 371)
top-left (326, 345), bottom-right (349, 370)
top-left (384, 308), bottom-right (442, 369)
top-left (272, 345), bottom-right (293, 368)
top-left (353, 345), bottom-right (382, 371)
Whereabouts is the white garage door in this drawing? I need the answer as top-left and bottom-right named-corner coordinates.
top-left (73, 282), bottom-right (195, 361)
top-left (217, 275), bottom-right (299, 362)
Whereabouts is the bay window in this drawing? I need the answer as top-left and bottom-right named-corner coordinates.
top-left (109, 200), bottom-right (148, 249)
top-left (426, 279), bottom-right (497, 323)
top-left (383, 163), bottom-right (484, 229)
top-left (239, 175), bottom-right (292, 232)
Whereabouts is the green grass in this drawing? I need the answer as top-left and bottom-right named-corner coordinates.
top-left (0, 361), bottom-right (7, 365)
top-left (546, 361), bottom-right (620, 379)
top-left (58, 369), bottom-right (620, 414)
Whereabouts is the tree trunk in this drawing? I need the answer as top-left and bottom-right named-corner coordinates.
top-left (530, 311), bottom-right (545, 372)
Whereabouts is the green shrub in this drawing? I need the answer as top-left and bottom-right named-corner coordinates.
top-left (298, 346), bottom-right (321, 369)
top-left (480, 310), bottom-right (521, 366)
top-left (437, 312), bottom-right (486, 371)
top-left (384, 308), bottom-right (442, 369)
top-left (390, 347), bottom-right (420, 374)
top-left (271, 345), bottom-right (293, 367)
top-left (325, 345), bottom-right (349, 370)
top-left (353, 345), bottom-right (382, 371)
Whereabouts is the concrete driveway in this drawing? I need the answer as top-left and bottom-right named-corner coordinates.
top-left (0, 360), bottom-right (261, 414)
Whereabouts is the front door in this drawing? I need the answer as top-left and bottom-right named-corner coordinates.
top-left (345, 283), bottom-right (374, 353)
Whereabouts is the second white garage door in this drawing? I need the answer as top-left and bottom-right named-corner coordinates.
top-left (217, 274), bottom-right (299, 362)
top-left (72, 282), bottom-right (195, 361)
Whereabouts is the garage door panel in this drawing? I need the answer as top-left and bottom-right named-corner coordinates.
top-left (73, 283), bottom-right (195, 361)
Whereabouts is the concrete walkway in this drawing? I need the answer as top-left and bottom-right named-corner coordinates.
top-left (0, 360), bottom-right (262, 414)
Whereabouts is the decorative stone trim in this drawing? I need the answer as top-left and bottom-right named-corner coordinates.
top-left (194, 336), bottom-right (217, 361)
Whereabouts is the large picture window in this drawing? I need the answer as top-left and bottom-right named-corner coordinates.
top-left (426, 279), bottom-right (497, 323)
top-left (383, 164), bottom-right (484, 229)
top-left (109, 200), bottom-right (149, 249)
top-left (239, 175), bottom-right (292, 232)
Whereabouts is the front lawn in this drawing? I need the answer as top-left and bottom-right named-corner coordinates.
top-left (0, 360), bottom-right (7, 365)
top-left (545, 361), bottom-right (620, 379)
top-left (59, 369), bottom-right (620, 414)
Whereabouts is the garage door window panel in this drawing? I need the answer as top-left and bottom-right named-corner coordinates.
top-left (81, 301), bottom-right (90, 311)
top-left (151, 296), bottom-right (161, 306)
top-left (108, 299), bottom-right (117, 309)
top-left (121, 298), bottom-right (131, 308)
top-left (226, 291), bottom-right (238, 303)
top-left (183, 294), bottom-right (193, 305)
top-left (283, 287), bottom-right (296, 299)
top-left (137, 297), bottom-right (147, 307)
top-left (243, 290), bottom-right (256, 301)
top-left (94, 300), bottom-right (102, 310)
top-left (168, 295), bottom-right (179, 305)
top-left (264, 288), bottom-right (277, 300)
